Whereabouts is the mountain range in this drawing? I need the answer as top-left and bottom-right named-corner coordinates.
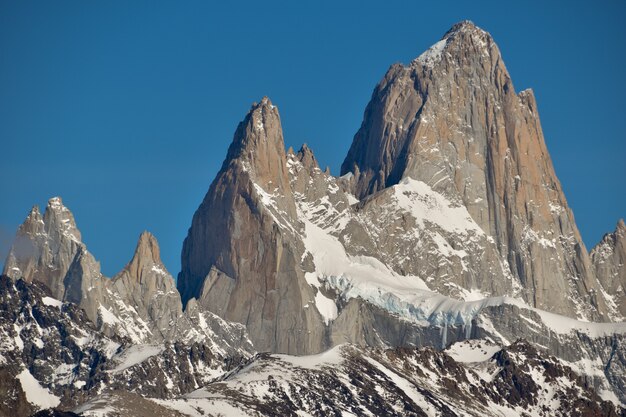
top-left (2, 21), bottom-right (625, 416)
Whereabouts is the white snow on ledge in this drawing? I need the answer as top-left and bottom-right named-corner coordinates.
top-left (392, 178), bottom-right (484, 236)
top-left (446, 339), bottom-right (501, 363)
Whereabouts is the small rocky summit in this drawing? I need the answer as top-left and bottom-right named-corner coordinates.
top-left (2, 20), bottom-right (626, 417)
top-left (110, 231), bottom-right (182, 340)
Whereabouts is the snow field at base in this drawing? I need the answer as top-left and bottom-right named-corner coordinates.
top-left (17, 368), bottom-right (61, 409)
top-left (73, 395), bottom-right (123, 417)
top-left (153, 397), bottom-right (250, 417)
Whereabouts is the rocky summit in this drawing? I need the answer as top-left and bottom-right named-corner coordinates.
top-left (2, 21), bottom-right (626, 416)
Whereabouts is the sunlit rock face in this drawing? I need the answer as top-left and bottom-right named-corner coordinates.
top-left (340, 20), bottom-right (614, 321)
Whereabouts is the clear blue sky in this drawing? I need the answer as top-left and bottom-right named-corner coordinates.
top-left (1, 0), bottom-right (625, 277)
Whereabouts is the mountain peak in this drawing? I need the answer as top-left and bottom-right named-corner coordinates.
top-left (443, 20), bottom-right (483, 37)
top-left (254, 96), bottom-right (275, 109)
top-left (27, 205), bottom-right (41, 219)
top-left (224, 97), bottom-right (282, 160)
top-left (134, 231), bottom-right (162, 265)
top-left (111, 231), bottom-right (174, 295)
top-left (412, 20), bottom-right (495, 69)
top-left (296, 143), bottom-right (319, 170)
top-left (47, 196), bottom-right (65, 210)
top-left (220, 97), bottom-right (291, 194)
top-left (19, 205), bottom-right (44, 235)
top-left (124, 231), bottom-right (167, 281)
top-left (42, 196), bottom-right (81, 243)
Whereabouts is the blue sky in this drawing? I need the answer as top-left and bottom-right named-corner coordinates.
top-left (1, 0), bottom-right (625, 277)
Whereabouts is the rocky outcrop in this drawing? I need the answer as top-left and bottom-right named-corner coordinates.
top-left (593, 220), bottom-right (626, 317)
top-left (178, 97), bottom-right (327, 355)
top-left (340, 20), bottom-right (612, 321)
top-left (109, 231), bottom-right (183, 341)
top-left (3, 198), bottom-right (106, 324)
top-left (0, 275), bottom-right (121, 416)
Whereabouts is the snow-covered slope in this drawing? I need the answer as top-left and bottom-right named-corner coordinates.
top-left (0, 274), bottom-right (253, 416)
top-left (76, 341), bottom-right (622, 417)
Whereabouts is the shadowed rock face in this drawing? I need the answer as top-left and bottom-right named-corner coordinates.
top-left (178, 97), bottom-right (327, 355)
top-left (340, 20), bottom-right (612, 320)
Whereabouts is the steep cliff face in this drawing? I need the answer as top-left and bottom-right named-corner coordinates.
top-left (340, 20), bottom-right (612, 320)
top-left (592, 220), bottom-right (626, 317)
top-left (178, 97), bottom-right (327, 354)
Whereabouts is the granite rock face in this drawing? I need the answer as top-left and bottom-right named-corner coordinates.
top-left (179, 22), bottom-right (623, 359)
top-left (592, 220), bottom-right (626, 317)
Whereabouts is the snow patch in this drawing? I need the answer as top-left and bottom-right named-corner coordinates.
top-left (273, 344), bottom-right (346, 370)
top-left (17, 368), bottom-right (60, 409)
top-left (446, 339), bottom-right (501, 363)
top-left (42, 296), bottom-right (63, 308)
top-left (364, 356), bottom-right (438, 416)
top-left (392, 178), bottom-right (484, 236)
top-left (110, 344), bottom-right (164, 373)
top-left (414, 39), bottom-right (448, 69)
